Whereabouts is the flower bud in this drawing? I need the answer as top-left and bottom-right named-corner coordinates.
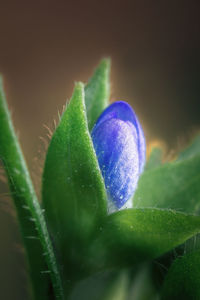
top-left (91, 101), bottom-right (146, 212)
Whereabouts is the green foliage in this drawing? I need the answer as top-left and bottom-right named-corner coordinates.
top-left (89, 208), bottom-right (200, 270)
top-left (133, 153), bottom-right (200, 215)
top-left (161, 250), bottom-right (200, 299)
top-left (145, 147), bottom-right (162, 171)
top-left (178, 135), bottom-right (200, 161)
top-left (1, 60), bottom-right (200, 300)
top-left (42, 82), bottom-right (107, 287)
top-left (0, 77), bottom-right (64, 299)
top-left (85, 58), bottom-right (110, 131)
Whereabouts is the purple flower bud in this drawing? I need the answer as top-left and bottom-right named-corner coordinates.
top-left (91, 101), bottom-right (146, 212)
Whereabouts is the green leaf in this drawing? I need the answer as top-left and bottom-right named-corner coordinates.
top-left (161, 250), bottom-right (200, 299)
top-left (133, 154), bottom-right (200, 215)
top-left (178, 135), bottom-right (200, 161)
top-left (88, 208), bottom-right (200, 271)
top-left (0, 77), bottom-right (64, 299)
top-left (85, 58), bottom-right (110, 131)
top-left (145, 147), bottom-right (163, 171)
top-left (42, 82), bottom-right (107, 284)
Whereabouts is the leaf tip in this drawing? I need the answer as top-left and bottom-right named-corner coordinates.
top-left (98, 57), bottom-right (111, 75)
top-left (74, 81), bottom-right (84, 90)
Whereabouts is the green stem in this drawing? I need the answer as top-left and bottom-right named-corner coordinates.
top-left (0, 77), bottom-right (64, 300)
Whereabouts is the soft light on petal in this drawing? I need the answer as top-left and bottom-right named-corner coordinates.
top-left (91, 101), bottom-right (146, 212)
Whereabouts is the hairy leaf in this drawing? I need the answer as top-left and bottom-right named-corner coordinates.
top-left (0, 77), bottom-right (64, 299)
top-left (133, 154), bottom-right (200, 215)
top-left (42, 82), bottom-right (107, 283)
top-left (89, 208), bottom-right (200, 270)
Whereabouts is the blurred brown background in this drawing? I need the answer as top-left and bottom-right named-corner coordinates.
top-left (0, 1), bottom-right (200, 299)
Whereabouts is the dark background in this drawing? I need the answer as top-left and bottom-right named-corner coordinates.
top-left (0, 1), bottom-right (200, 299)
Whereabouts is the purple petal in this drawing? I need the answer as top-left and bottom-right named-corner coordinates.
top-left (93, 101), bottom-right (146, 173)
top-left (91, 101), bottom-right (145, 211)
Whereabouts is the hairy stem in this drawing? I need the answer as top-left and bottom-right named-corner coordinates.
top-left (0, 77), bottom-right (64, 300)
